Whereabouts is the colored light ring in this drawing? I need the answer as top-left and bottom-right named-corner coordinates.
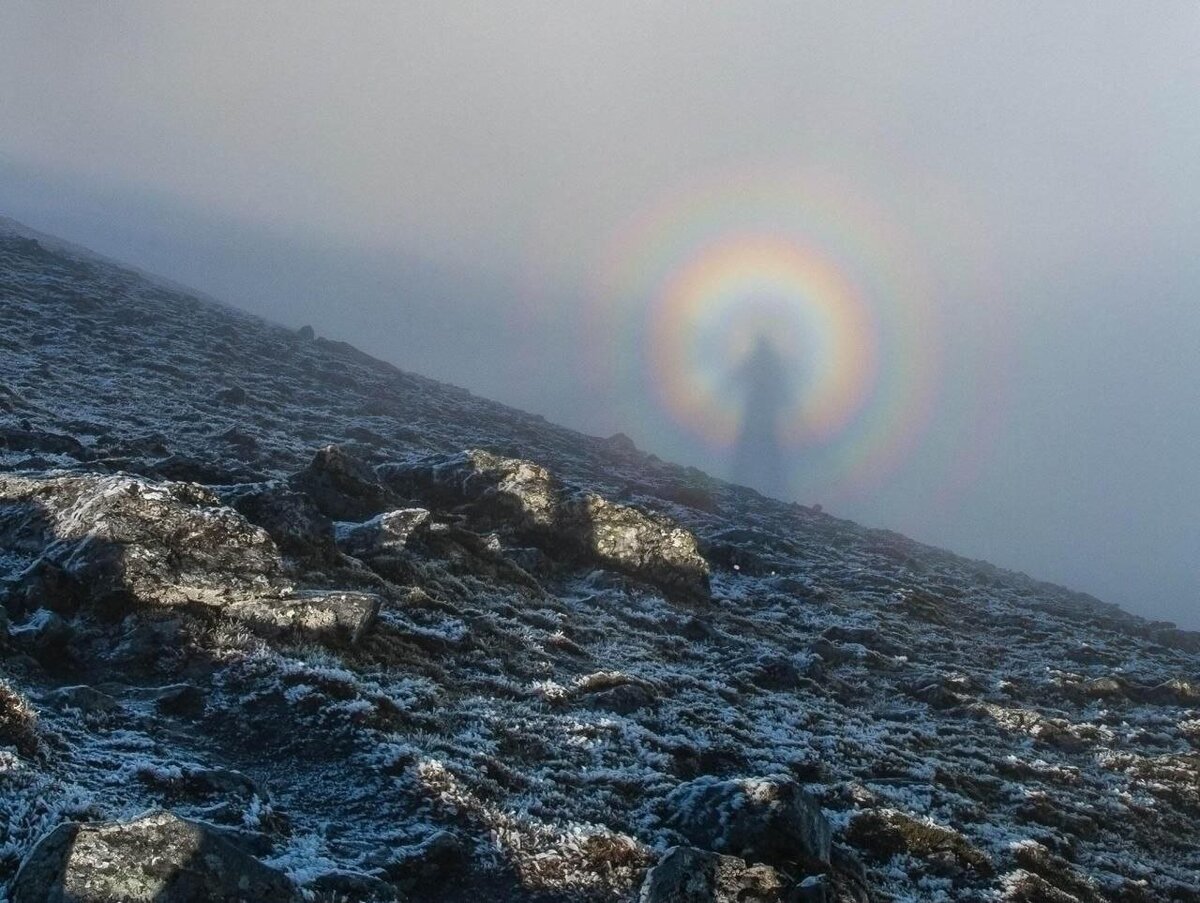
top-left (595, 171), bottom-right (950, 497)
top-left (590, 168), bottom-right (947, 499)
top-left (646, 235), bottom-right (878, 448)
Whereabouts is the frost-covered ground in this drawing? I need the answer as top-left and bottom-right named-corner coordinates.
top-left (0, 221), bottom-right (1198, 901)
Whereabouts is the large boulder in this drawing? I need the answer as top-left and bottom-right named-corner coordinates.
top-left (638, 846), bottom-right (786, 903)
top-left (571, 493), bottom-right (710, 601)
top-left (0, 473), bottom-right (284, 614)
top-left (663, 776), bottom-right (832, 868)
top-left (219, 481), bottom-right (338, 564)
top-left (380, 450), bottom-right (710, 600)
top-left (0, 473), bottom-right (373, 649)
top-left (335, 508), bottom-right (433, 558)
top-left (378, 449), bottom-right (558, 524)
top-left (0, 426), bottom-right (91, 460)
top-left (10, 810), bottom-right (300, 902)
top-left (289, 444), bottom-right (398, 521)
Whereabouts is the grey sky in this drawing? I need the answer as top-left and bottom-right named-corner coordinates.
top-left (2, 2), bottom-right (1198, 627)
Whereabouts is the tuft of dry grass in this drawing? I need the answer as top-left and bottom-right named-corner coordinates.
top-left (0, 680), bottom-right (40, 758)
top-left (847, 809), bottom-right (993, 875)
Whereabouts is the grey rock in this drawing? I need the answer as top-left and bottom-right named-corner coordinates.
top-left (11, 810), bottom-right (300, 902)
top-left (638, 846), bottom-right (786, 903)
top-left (107, 616), bottom-right (186, 668)
top-left (808, 638), bottom-right (858, 667)
top-left (910, 682), bottom-right (968, 710)
top-left (217, 427), bottom-right (258, 453)
top-left (375, 829), bottom-right (470, 886)
top-left (221, 481), bottom-right (338, 564)
top-left (1077, 676), bottom-right (1127, 700)
top-left (571, 491), bottom-right (710, 601)
top-left (673, 616), bottom-right (718, 642)
top-left (601, 432), bottom-right (639, 456)
top-left (308, 869), bottom-right (401, 901)
top-left (1142, 677), bottom-right (1200, 705)
top-left (0, 473), bottom-right (284, 612)
top-left (9, 607), bottom-right (71, 653)
top-left (227, 590), bottom-right (380, 646)
top-left (0, 426), bottom-right (90, 460)
top-left (794, 875), bottom-right (830, 902)
top-left (290, 444), bottom-right (398, 521)
top-left (663, 776), bottom-right (832, 867)
top-left (337, 508), bottom-right (432, 557)
top-left (820, 625), bottom-right (896, 655)
top-left (381, 450), bottom-right (710, 600)
top-left (152, 683), bottom-right (208, 718)
top-left (379, 449), bottom-right (558, 524)
top-left (43, 685), bottom-right (122, 716)
top-left (583, 682), bottom-right (657, 714)
top-left (748, 654), bottom-right (803, 690)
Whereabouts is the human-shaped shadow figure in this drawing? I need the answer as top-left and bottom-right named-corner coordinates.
top-left (730, 334), bottom-right (792, 500)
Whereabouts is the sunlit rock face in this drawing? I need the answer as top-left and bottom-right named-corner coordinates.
top-left (0, 472), bottom-right (285, 613)
top-left (10, 811), bottom-right (299, 903)
top-left (1, 224), bottom-right (1199, 901)
top-left (380, 449), bottom-right (712, 601)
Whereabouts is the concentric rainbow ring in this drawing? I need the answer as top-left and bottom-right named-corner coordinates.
top-left (588, 166), bottom-right (948, 500)
top-left (647, 234), bottom-right (878, 448)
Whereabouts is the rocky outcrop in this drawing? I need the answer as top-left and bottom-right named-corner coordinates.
top-left (378, 449), bottom-right (557, 523)
top-left (336, 507), bottom-right (432, 557)
top-left (663, 776), bottom-right (832, 868)
top-left (290, 444), bottom-right (398, 521)
top-left (220, 481), bottom-right (338, 564)
top-left (0, 473), bottom-right (283, 614)
top-left (0, 426), bottom-right (91, 460)
top-left (0, 473), bottom-right (379, 651)
top-left (571, 492), bottom-right (711, 601)
top-left (381, 449), bottom-right (710, 600)
top-left (10, 810), bottom-right (300, 902)
top-left (638, 846), bottom-right (786, 903)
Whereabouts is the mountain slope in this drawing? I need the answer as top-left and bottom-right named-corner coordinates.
top-left (1, 222), bottom-right (1198, 902)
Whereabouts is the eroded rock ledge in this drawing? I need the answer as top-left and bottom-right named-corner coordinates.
top-left (380, 449), bottom-right (712, 601)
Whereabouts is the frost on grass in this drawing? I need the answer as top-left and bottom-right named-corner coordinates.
top-left (417, 758), bottom-right (652, 896)
top-left (0, 228), bottom-right (1198, 900)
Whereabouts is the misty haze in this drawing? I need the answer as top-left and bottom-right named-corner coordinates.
top-left (3, 4), bottom-right (1196, 632)
top-left (1, 3), bottom-right (1198, 902)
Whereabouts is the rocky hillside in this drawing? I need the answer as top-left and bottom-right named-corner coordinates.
top-left (1, 220), bottom-right (1198, 902)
